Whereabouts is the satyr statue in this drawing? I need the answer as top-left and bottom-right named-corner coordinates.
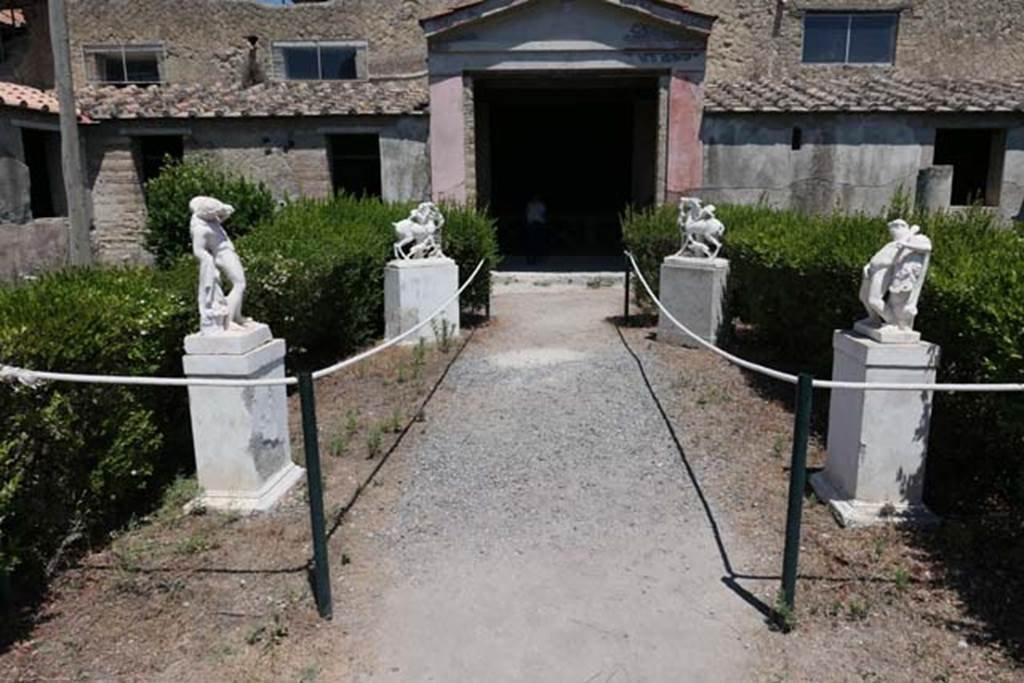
top-left (393, 202), bottom-right (446, 260)
top-left (676, 197), bottom-right (725, 259)
top-left (190, 195), bottom-right (250, 334)
top-left (858, 218), bottom-right (932, 335)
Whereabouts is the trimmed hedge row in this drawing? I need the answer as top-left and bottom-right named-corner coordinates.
top-left (144, 157), bottom-right (277, 268)
top-left (0, 193), bottom-right (497, 597)
top-left (623, 203), bottom-right (1024, 515)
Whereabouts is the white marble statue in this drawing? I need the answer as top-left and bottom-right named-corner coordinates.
top-left (190, 195), bottom-right (250, 334)
top-left (676, 197), bottom-right (725, 259)
top-left (393, 202), bottom-right (446, 260)
top-left (858, 218), bottom-right (932, 336)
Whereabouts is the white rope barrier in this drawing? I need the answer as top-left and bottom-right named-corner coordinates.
top-left (0, 259), bottom-right (487, 390)
top-left (625, 251), bottom-right (1024, 394)
top-left (0, 365), bottom-right (297, 388)
top-left (625, 251), bottom-right (800, 385)
top-left (311, 258), bottom-right (486, 380)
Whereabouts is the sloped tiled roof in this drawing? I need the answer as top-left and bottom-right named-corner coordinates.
top-left (71, 72), bottom-right (1024, 121)
top-left (0, 81), bottom-right (60, 114)
top-left (76, 78), bottom-right (429, 120)
top-left (705, 74), bottom-right (1024, 113)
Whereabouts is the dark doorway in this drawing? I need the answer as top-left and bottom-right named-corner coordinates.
top-left (934, 128), bottom-right (1005, 207)
top-left (329, 134), bottom-right (382, 198)
top-left (137, 135), bottom-right (184, 187)
top-left (476, 77), bottom-right (658, 271)
top-left (21, 128), bottom-right (64, 218)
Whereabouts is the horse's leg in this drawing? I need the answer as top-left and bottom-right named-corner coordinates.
top-left (396, 234), bottom-right (413, 259)
top-left (707, 235), bottom-right (722, 259)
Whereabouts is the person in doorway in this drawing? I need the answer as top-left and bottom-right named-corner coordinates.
top-left (525, 194), bottom-right (547, 264)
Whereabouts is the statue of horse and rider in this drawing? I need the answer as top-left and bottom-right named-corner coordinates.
top-left (675, 197), bottom-right (725, 259)
top-left (393, 202), bottom-right (446, 260)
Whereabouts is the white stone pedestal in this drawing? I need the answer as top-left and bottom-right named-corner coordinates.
top-left (657, 256), bottom-right (729, 348)
top-left (811, 330), bottom-right (941, 527)
top-left (385, 257), bottom-right (460, 344)
top-left (183, 324), bottom-right (303, 513)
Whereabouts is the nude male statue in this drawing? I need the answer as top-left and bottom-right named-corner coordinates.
top-left (189, 196), bottom-right (249, 334)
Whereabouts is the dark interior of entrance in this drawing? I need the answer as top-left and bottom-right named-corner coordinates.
top-left (476, 77), bottom-right (658, 271)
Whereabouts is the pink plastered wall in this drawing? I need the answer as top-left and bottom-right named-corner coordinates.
top-left (666, 72), bottom-right (705, 202)
top-left (428, 75), bottom-right (467, 204)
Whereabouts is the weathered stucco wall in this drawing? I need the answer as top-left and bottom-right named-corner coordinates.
top-left (65, 1), bottom-right (1024, 87)
top-left (701, 113), bottom-right (1024, 219)
top-left (84, 115), bottom-right (429, 263)
top-left (66, 0), bottom-right (456, 86)
top-left (687, 0), bottom-right (1024, 82)
top-left (0, 217), bottom-right (69, 283)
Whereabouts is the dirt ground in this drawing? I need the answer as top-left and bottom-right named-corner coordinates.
top-left (1, 290), bottom-right (1022, 682)
top-left (618, 321), bottom-right (1023, 682)
top-left (0, 331), bottom-right (474, 683)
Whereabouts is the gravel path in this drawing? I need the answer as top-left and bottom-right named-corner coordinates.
top-left (368, 283), bottom-right (766, 681)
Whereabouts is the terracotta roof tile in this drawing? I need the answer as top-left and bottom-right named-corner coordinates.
top-left (0, 80), bottom-right (60, 114)
top-left (76, 78), bottom-right (429, 120)
top-left (705, 73), bottom-right (1024, 113)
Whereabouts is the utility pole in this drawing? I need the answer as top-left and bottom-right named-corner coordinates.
top-left (47, 0), bottom-right (91, 266)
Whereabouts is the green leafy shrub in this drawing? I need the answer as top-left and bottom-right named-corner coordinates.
top-left (623, 203), bottom-right (1024, 515)
top-left (144, 157), bottom-right (277, 267)
top-left (439, 202), bottom-right (500, 313)
top-left (0, 268), bottom-right (193, 588)
top-left (239, 194), bottom-right (498, 365)
top-left (0, 193), bottom-right (496, 597)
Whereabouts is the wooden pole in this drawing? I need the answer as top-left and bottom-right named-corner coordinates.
top-left (47, 0), bottom-right (91, 266)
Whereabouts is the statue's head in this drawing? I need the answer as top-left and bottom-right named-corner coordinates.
top-left (190, 196), bottom-right (235, 223)
top-left (887, 218), bottom-right (912, 241)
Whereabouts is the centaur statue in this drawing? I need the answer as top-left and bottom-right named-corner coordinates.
top-left (676, 197), bottom-right (725, 259)
top-left (393, 202), bottom-right (446, 260)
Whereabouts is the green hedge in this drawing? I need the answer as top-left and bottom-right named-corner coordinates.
top-left (623, 203), bottom-right (1024, 515)
top-left (239, 195), bottom-right (498, 364)
top-left (0, 268), bottom-right (193, 590)
top-left (0, 194), bottom-right (496, 598)
top-left (144, 157), bottom-right (277, 267)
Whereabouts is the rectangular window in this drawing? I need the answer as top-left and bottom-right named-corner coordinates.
top-left (933, 129), bottom-right (1006, 207)
top-left (803, 13), bottom-right (898, 64)
top-left (137, 136), bottom-right (184, 188)
top-left (328, 134), bottom-right (382, 198)
top-left (274, 41), bottom-right (365, 80)
top-left (86, 45), bottom-right (163, 85)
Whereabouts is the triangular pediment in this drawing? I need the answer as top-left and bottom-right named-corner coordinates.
top-left (424, 0), bottom-right (715, 52)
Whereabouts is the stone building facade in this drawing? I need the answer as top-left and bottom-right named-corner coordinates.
top-left (0, 0), bottom-right (1022, 271)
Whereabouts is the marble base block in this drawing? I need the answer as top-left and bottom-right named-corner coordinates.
top-left (184, 322), bottom-right (272, 355)
top-left (657, 256), bottom-right (729, 348)
top-left (183, 333), bottom-right (302, 513)
top-left (811, 330), bottom-right (941, 528)
top-left (385, 257), bottom-right (460, 345)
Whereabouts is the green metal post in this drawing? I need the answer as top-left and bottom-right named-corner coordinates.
top-left (298, 372), bottom-right (333, 620)
top-left (623, 256), bottom-right (631, 323)
top-left (781, 373), bottom-right (813, 616)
